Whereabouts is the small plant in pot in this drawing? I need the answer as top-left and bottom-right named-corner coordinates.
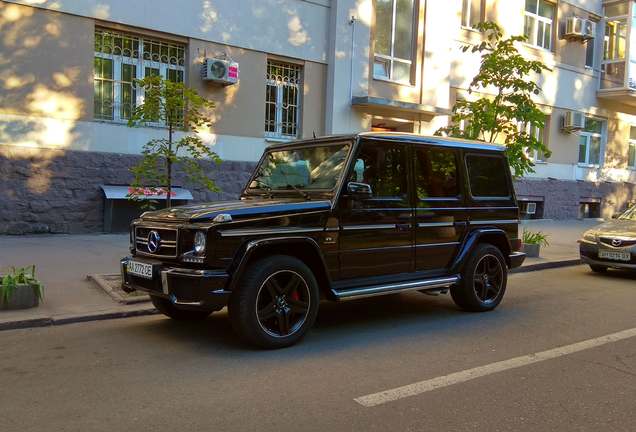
top-left (521, 227), bottom-right (549, 258)
top-left (1, 265), bottom-right (44, 310)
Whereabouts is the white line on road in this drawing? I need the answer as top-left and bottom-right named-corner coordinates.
top-left (355, 326), bottom-right (636, 407)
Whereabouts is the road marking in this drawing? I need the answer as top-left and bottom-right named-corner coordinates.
top-left (354, 326), bottom-right (636, 407)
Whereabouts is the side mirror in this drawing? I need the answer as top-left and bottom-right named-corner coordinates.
top-left (612, 212), bottom-right (620, 219)
top-left (347, 182), bottom-right (372, 200)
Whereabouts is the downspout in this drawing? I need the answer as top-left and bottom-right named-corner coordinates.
top-left (349, 15), bottom-right (356, 106)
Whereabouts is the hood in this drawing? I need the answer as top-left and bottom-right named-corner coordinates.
top-left (140, 198), bottom-right (332, 222)
top-left (590, 219), bottom-right (636, 238)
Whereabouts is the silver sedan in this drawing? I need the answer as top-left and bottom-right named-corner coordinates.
top-left (580, 206), bottom-right (636, 272)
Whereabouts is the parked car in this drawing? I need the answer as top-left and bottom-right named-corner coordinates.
top-left (579, 205), bottom-right (636, 272)
top-left (120, 132), bottom-right (526, 349)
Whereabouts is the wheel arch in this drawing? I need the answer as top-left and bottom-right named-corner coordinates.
top-left (450, 228), bottom-right (512, 273)
top-left (227, 237), bottom-right (332, 294)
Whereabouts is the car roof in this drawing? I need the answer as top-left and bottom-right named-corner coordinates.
top-left (266, 132), bottom-right (507, 153)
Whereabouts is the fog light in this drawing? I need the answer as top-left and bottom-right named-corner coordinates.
top-left (194, 231), bottom-right (206, 255)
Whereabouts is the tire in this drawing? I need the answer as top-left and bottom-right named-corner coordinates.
top-left (228, 255), bottom-right (319, 349)
top-left (150, 295), bottom-right (212, 321)
top-left (451, 243), bottom-right (507, 312)
top-left (589, 265), bottom-right (608, 273)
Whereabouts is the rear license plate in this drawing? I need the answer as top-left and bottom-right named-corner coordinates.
top-left (127, 259), bottom-right (153, 279)
top-left (599, 250), bottom-right (631, 262)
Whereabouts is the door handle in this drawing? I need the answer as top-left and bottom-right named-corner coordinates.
top-left (396, 223), bottom-right (412, 230)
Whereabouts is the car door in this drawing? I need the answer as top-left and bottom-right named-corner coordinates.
top-left (413, 145), bottom-right (467, 271)
top-left (338, 139), bottom-right (414, 280)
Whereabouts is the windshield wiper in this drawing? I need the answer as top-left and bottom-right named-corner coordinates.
top-left (287, 184), bottom-right (311, 200)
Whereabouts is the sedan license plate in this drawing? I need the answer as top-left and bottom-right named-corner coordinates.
top-left (599, 250), bottom-right (631, 262)
top-left (127, 259), bottom-right (153, 279)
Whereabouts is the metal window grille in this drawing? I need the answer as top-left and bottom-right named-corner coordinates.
top-left (265, 61), bottom-right (301, 139)
top-left (94, 29), bottom-right (186, 123)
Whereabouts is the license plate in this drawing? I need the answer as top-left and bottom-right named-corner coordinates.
top-left (599, 250), bottom-right (631, 262)
top-left (127, 259), bottom-right (153, 279)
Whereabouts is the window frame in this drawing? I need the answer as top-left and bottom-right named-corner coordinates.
top-left (578, 118), bottom-right (605, 167)
top-left (93, 29), bottom-right (186, 124)
top-left (373, 0), bottom-right (417, 84)
top-left (628, 125), bottom-right (636, 169)
top-left (461, 0), bottom-right (484, 29)
top-left (524, 0), bottom-right (555, 51)
top-left (519, 119), bottom-right (548, 163)
top-left (265, 60), bottom-right (302, 141)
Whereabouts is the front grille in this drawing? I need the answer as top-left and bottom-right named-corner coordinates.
top-left (170, 277), bottom-right (203, 303)
top-left (135, 226), bottom-right (178, 258)
top-left (599, 237), bottom-right (636, 247)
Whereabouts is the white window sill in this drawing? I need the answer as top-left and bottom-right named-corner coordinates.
top-left (373, 76), bottom-right (415, 87)
top-left (578, 163), bottom-right (600, 168)
top-left (265, 137), bottom-right (296, 143)
top-left (522, 43), bottom-right (555, 55)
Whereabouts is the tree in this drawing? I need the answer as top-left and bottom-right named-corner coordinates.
top-left (436, 22), bottom-right (552, 177)
top-left (127, 75), bottom-right (221, 209)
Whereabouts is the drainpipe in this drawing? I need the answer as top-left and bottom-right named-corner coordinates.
top-left (349, 15), bottom-right (356, 106)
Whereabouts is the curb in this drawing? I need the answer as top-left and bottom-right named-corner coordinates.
top-left (0, 307), bottom-right (157, 332)
top-left (510, 259), bottom-right (581, 274)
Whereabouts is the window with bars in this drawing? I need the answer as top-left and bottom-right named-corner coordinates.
top-left (94, 29), bottom-right (186, 123)
top-left (524, 0), bottom-right (554, 50)
top-left (265, 61), bottom-right (301, 139)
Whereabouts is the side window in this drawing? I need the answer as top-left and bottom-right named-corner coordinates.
top-left (414, 148), bottom-right (459, 199)
top-left (352, 143), bottom-right (405, 198)
top-left (466, 154), bottom-right (510, 198)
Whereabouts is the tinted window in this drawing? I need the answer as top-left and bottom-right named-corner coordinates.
top-left (351, 143), bottom-right (405, 198)
top-left (466, 154), bottom-right (510, 198)
top-left (414, 147), bottom-right (459, 199)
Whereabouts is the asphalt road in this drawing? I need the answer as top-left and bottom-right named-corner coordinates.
top-left (2, 265), bottom-right (636, 432)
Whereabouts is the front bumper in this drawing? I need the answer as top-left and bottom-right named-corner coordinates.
top-left (120, 257), bottom-right (232, 312)
top-left (579, 242), bottom-right (636, 269)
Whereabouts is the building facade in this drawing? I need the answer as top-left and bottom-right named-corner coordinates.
top-left (1, 0), bottom-right (635, 234)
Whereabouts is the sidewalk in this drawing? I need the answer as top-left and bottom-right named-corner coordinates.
top-left (0, 219), bottom-right (601, 331)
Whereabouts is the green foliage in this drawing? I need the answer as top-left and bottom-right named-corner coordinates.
top-left (127, 75), bottom-right (221, 209)
top-left (436, 22), bottom-right (552, 177)
top-left (522, 227), bottom-right (550, 246)
top-left (1, 265), bottom-right (44, 303)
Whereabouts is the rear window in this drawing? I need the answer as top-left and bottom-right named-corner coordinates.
top-left (465, 154), bottom-right (510, 198)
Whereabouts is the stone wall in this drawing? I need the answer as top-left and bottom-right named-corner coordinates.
top-left (0, 146), bottom-right (256, 235)
top-left (514, 177), bottom-right (636, 220)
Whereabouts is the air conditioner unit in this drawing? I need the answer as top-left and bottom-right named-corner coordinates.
top-left (563, 111), bottom-right (586, 131)
top-left (203, 58), bottom-right (239, 85)
top-left (520, 202), bottom-right (537, 215)
top-left (565, 17), bottom-right (596, 40)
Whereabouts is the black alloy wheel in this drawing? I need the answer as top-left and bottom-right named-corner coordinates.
top-left (451, 243), bottom-right (507, 312)
top-left (228, 255), bottom-right (319, 349)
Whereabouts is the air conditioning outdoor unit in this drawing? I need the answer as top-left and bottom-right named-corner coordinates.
top-left (565, 17), bottom-right (596, 40)
top-left (520, 202), bottom-right (537, 215)
top-left (563, 111), bottom-right (586, 131)
top-left (203, 58), bottom-right (239, 85)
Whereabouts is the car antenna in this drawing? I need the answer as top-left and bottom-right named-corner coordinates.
top-left (313, 131), bottom-right (316, 139)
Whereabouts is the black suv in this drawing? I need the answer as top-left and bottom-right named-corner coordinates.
top-left (121, 132), bottom-right (525, 348)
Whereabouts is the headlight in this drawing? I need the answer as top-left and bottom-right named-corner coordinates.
top-left (194, 231), bottom-right (206, 255)
top-left (582, 230), bottom-right (597, 242)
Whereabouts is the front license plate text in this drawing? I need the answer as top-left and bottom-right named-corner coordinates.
top-left (127, 260), bottom-right (153, 279)
top-left (599, 250), bottom-right (631, 262)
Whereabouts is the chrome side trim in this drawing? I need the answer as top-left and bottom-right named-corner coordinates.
top-left (325, 227), bottom-right (340, 232)
top-left (342, 224), bottom-right (398, 231)
top-left (218, 227), bottom-right (324, 237)
top-left (333, 276), bottom-right (459, 301)
top-left (417, 222), bottom-right (456, 228)
top-left (415, 242), bottom-right (460, 248)
top-left (469, 219), bottom-right (519, 225)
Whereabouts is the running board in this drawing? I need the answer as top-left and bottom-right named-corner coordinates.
top-left (331, 275), bottom-right (460, 301)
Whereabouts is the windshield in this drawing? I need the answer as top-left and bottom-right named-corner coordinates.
top-left (617, 205), bottom-right (636, 221)
top-left (248, 143), bottom-right (350, 192)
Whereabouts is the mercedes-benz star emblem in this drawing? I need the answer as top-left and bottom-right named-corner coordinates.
top-left (148, 230), bottom-right (161, 253)
top-left (612, 238), bottom-right (622, 247)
